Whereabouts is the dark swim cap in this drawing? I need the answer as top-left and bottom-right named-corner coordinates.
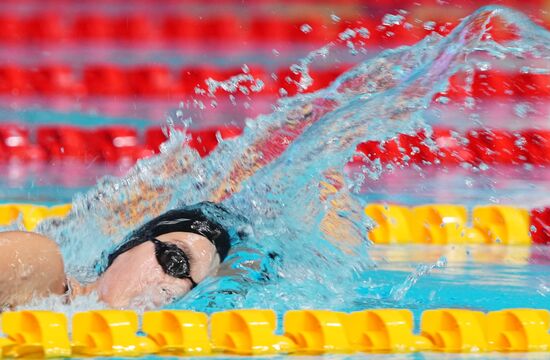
top-left (106, 201), bottom-right (237, 270)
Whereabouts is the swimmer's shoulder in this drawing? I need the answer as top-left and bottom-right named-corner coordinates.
top-left (0, 230), bottom-right (66, 309)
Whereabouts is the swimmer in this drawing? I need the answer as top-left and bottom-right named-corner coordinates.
top-left (0, 202), bottom-right (241, 310)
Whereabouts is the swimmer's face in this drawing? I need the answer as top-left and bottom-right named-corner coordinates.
top-left (92, 232), bottom-right (220, 308)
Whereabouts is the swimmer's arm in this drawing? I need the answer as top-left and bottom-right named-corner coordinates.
top-left (0, 231), bottom-right (66, 309)
top-left (102, 101), bottom-right (334, 233)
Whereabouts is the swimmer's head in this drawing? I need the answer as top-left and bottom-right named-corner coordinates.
top-left (89, 202), bottom-right (241, 308)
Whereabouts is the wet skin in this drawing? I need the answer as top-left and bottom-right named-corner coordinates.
top-left (0, 231), bottom-right (219, 309)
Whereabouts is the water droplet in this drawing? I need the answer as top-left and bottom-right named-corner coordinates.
top-left (478, 163), bottom-right (489, 171)
top-left (514, 103), bottom-right (532, 118)
top-left (339, 28), bottom-right (356, 41)
top-left (330, 14), bottom-right (340, 23)
top-left (436, 96), bottom-right (450, 104)
top-left (382, 13), bottom-right (405, 27)
top-left (356, 27), bottom-right (370, 39)
top-left (300, 24), bottom-right (312, 34)
top-left (423, 21), bottom-right (436, 31)
top-left (272, 49), bottom-right (280, 56)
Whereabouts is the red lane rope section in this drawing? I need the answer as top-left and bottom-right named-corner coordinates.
top-left (0, 64), bottom-right (548, 98)
top-left (0, 124), bottom-right (548, 166)
top-left (0, 11), bottom-right (546, 46)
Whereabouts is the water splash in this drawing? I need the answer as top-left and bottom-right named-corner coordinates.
top-left (32, 6), bottom-right (550, 313)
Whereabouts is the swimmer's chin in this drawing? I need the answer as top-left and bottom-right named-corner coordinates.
top-left (65, 278), bottom-right (176, 310)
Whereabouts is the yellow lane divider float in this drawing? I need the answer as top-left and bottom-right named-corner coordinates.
top-left (365, 204), bottom-right (533, 245)
top-left (1, 309), bottom-right (550, 357)
top-left (0, 203), bottom-right (538, 244)
top-left (0, 204), bottom-right (71, 230)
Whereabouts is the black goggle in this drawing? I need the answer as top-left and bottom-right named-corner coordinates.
top-left (150, 238), bottom-right (198, 289)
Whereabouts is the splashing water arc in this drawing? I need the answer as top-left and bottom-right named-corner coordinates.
top-left (31, 6), bottom-right (550, 312)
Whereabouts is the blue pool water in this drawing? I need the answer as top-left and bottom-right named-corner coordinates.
top-left (5, 6), bottom-right (550, 358)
